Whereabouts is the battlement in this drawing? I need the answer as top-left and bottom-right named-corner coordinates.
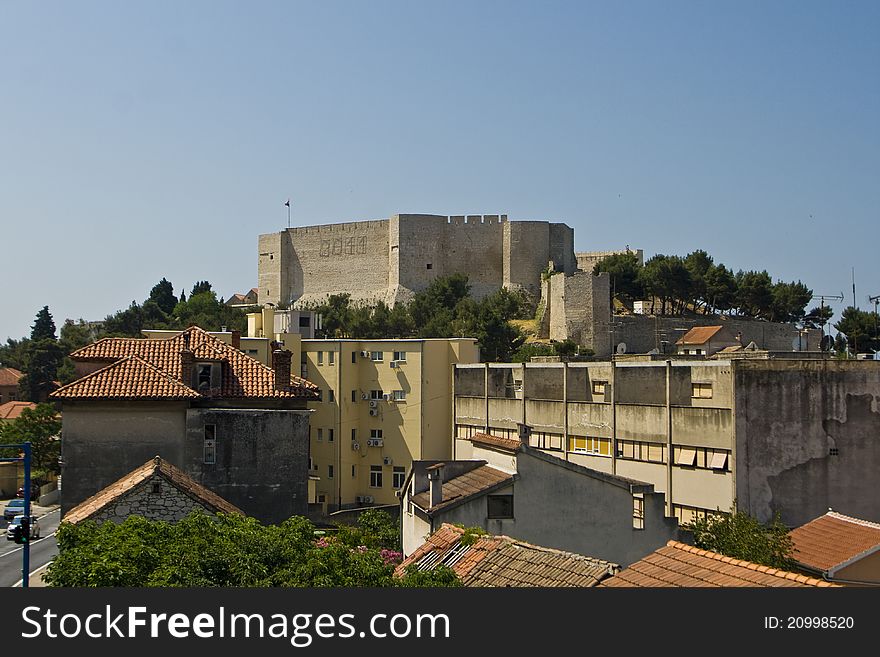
top-left (445, 214), bottom-right (508, 225)
top-left (285, 219), bottom-right (389, 235)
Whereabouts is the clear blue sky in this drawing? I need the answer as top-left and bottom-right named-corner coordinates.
top-left (1, 1), bottom-right (878, 342)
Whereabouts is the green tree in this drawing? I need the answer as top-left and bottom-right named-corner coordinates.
top-left (31, 306), bottom-right (57, 341)
top-left (803, 305), bottom-right (834, 330)
top-left (639, 255), bottom-right (692, 315)
top-left (735, 270), bottom-right (774, 318)
top-left (0, 403), bottom-right (62, 475)
top-left (0, 337), bottom-right (31, 371)
top-left (148, 278), bottom-right (178, 315)
top-left (593, 252), bottom-right (644, 308)
top-left (769, 281), bottom-right (812, 323)
top-left (510, 343), bottom-right (557, 362)
top-left (103, 301), bottom-right (146, 337)
top-left (18, 307), bottom-right (64, 402)
top-left (834, 306), bottom-right (880, 354)
top-left (190, 281), bottom-right (213, 296)
top-left (684, 250), bottom-right (714, 312)
top-left (44, 511), bottom-right (459, 588)
top-left (685, 507), bottom-right (796, 570)
top-left (703, 263), bottom-right (737, 315)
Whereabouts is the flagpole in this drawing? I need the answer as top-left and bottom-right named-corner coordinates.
top-left (285, 198), bottom-right (291, 229)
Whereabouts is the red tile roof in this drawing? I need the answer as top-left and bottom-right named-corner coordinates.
top-left (470, 432), bottom-right (522, 452)
top-left (0, 368), bottom-right (23, 386)
top-left (411, 464), bottom-right (514, 512)
top-left (397, 524), bottom-right (618, 587)
top-left (0, 401), bottom-right (38, 420)
top-left (600, 541), bottom-right (837, 587)
top-left (53, 326), bottom-right (317, 400)
top-left (790, 511), bottom-right (880, 574)
top-left (64, 455), bottom-right (244, 524)
top-left (676, 326), bottom-right (724, 346)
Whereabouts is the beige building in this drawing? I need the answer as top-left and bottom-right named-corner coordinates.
top-left (302, 337), bottom-right (479, 509)
top-left (453, 357), bottom-right (880, 528)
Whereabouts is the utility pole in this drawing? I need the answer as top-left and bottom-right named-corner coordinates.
top-left (811, 293), bottom-right (844, 347)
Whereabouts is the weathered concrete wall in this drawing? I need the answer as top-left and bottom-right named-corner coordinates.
top-left (89, 474), bottom-right (218, 524)
top-left (61, 402), bottom-right (189, 516)
top-left (735, 360), bottom-right (880, 526)
top-left (184, 408), bottom-right (310, 524)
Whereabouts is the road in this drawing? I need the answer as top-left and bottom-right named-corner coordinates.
top-left (0, 508), bottom-right (61, 587)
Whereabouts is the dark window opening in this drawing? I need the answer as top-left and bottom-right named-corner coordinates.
top-left (426, 263), bottom-right (433, 270)
top-left (487, 495), bottom-right (514, 519)
top-left (299, 316), bottom-right (310, 327)
top-left (829, 447), bottom-right (840, 456)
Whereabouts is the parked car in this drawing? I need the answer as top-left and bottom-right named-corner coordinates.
top-left (3, 499), bottom-right (26, 521)
top-left (16, 485), bottom-right (40, 501)
top-left (6, 514), bottom-right (40, 540)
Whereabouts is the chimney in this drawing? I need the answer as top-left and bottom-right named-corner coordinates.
top-left (180, 349), bottom-right (195, 388)
top-left (272, 349), bottom-right (292, 390)
top-left (427, 463), bottom-right (445, 508)
top-left (231, 330), bottom-right (241, 350)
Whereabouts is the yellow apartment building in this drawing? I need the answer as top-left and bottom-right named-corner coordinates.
top-left (302, 337), bottom-right (478, 509)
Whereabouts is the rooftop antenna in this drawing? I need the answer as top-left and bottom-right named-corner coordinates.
top-left (852, 267), bottom-right (857, 309)
top-left (811, 293), bottom-right (844, 343)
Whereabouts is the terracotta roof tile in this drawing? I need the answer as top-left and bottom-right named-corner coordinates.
top-left (0, 401), bottom-right (37, 420)
top-left (600, 541), bottom-right (837, 588)
top-left (790, 511), bottom-right (880, 573)
top-left (51, 356), bottom-right (203, 400)
top-left (410, 465), bottom-right (514, 512)
top-left (470, 432), bottom-right (522, 452)
top-left (396, 524), bottom-right (618, 587)
top-left (54, 326), bottom-right (317, 400)
top-left (676, 326), bottom-right (724, 346)
top-left (0, 368), bottom-right (23, 386)
top-left (63, 455), bottom-right (244, 524)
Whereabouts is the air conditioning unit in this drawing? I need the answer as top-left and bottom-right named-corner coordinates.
top-left (383, 457), bottom-right (393, 466)
top-left (363, 495), bottom-right (374, 504)
top-left (389, 361), bottom-right (398, 368)
top-left (366, 438), bottom-right (384, 447)
top-left (355, 495), bottom-right (366, 504)
top-left (361, 392), bottom-right (369, 400)
top-left (351, 442), bottom-right (360, 451)
top-left (368, 409), bottom-right (378, 417)
top-left (360, 350), bottom-right (370, 358)
top-left (383, 393), bottom-right (392, 401)
top-left (369, 400), bottom-right (378, 408)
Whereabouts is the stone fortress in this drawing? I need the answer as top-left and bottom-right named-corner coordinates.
top-left (258, 214), bottom-right (577, 308)
top-left (258, 213), bottom-right (816, 358)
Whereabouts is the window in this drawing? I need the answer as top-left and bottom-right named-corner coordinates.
top-left (317, 428), bottom-right (324, 442)
top-left (329, 351), bottom-right (335, 365)
top-left (692, 382), bottom-right (713, 399)
top-left (369, 389), bottom-right (384, 400)
top-left (426, 263), bottom-right (433, 270)
top-left (617, 440), bottom-right (667, 464)
top-left (151, 481), bottom-right (162, 495)
top-left (568, 436), bottom-right (611, 456)
top-left (328, 389), bottom-right (335, 402)
top-left (370, 351), bottom-right (383, 361)
top-left (351, 465), bottom-right (357, 478)
top-left (529, 431), bottom-right (563, 451)
top-left (674, 447), bottom-right (697, 467)
top-left (351, 428), bottom-right (357, 442)
top-left (352, 351), bottom-right (357, 364)
top-left (591, 380), bottom-right (607, 395)
top-left (633, 495), bottom-right (645, 530)
top-left (393, 466), bottom-right (406, 489)
top-left (299, 315), bottom-right (310, 328)
top-left (309, 457), bottom-right (316, 471)
top-left (487, 495), bottom-right (514, 519)
top-left (317, 351), bottom-right (324, 365)
top-left (204, 425), bottom-right (216, 464)
top-left (456, 424), bottom-right (480, 440)
top-left (351, 390), bottom-right (357, 402)
top-left (370, 429), bottom-right (383, 440)
top-left (196, 364), bottom-right (212, 392)
top-left (328, 465), bottom-right (334, 479)
top-left (247, 349), bottom-right (258, 357)
top-left (328, 429), bottom-right (334, 442)
top-left (393, 390), bottom-right (406, 401)
top-left (709, 451), bottom-right (729, 470)
top-left (393, 351), bottom-right (407, 362)
top-left (370, 465), bottom-right (383, 488)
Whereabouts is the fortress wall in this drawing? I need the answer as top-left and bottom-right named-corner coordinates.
top-left (395, 214), bottom-right (506, 301)
top-left (274, 220), bottom-right (391, 306)
top-left (549, 223), bottom-right (577, 274)
top-left (503, 221), bottom-right (550, 296)
top-left (547, 272), bottom-right (611, 355)
top-left (257, 232), bottom-right (285, 306)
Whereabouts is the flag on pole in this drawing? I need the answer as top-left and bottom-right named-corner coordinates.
top-left (284, 199), bottom-right (290, 207)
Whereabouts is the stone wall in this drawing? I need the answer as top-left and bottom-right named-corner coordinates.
top-left (546, 271), bottom-right (611, 355)
top-left (258, 214), bottom-right (575, 309)
top-left (89, 475), bottom-right (216, 524)
top-left (576, 249), bottom-right (644, 273)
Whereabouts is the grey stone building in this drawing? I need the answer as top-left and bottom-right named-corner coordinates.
top-left (51, 326), bottom-right (319, 524)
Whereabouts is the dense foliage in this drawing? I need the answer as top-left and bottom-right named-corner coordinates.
top-left (44, 509), bottom-right (460, 588)
top-left (307, 273), bottom-right (531, 361)
top-left (833, 306), bottom-right (880, 354)
top-left (685, 508), bottom-right (796, 570)
top-left (594, 250), bottom-right (813, 322)
top-left (0, 403), bottom-right (62, 476)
